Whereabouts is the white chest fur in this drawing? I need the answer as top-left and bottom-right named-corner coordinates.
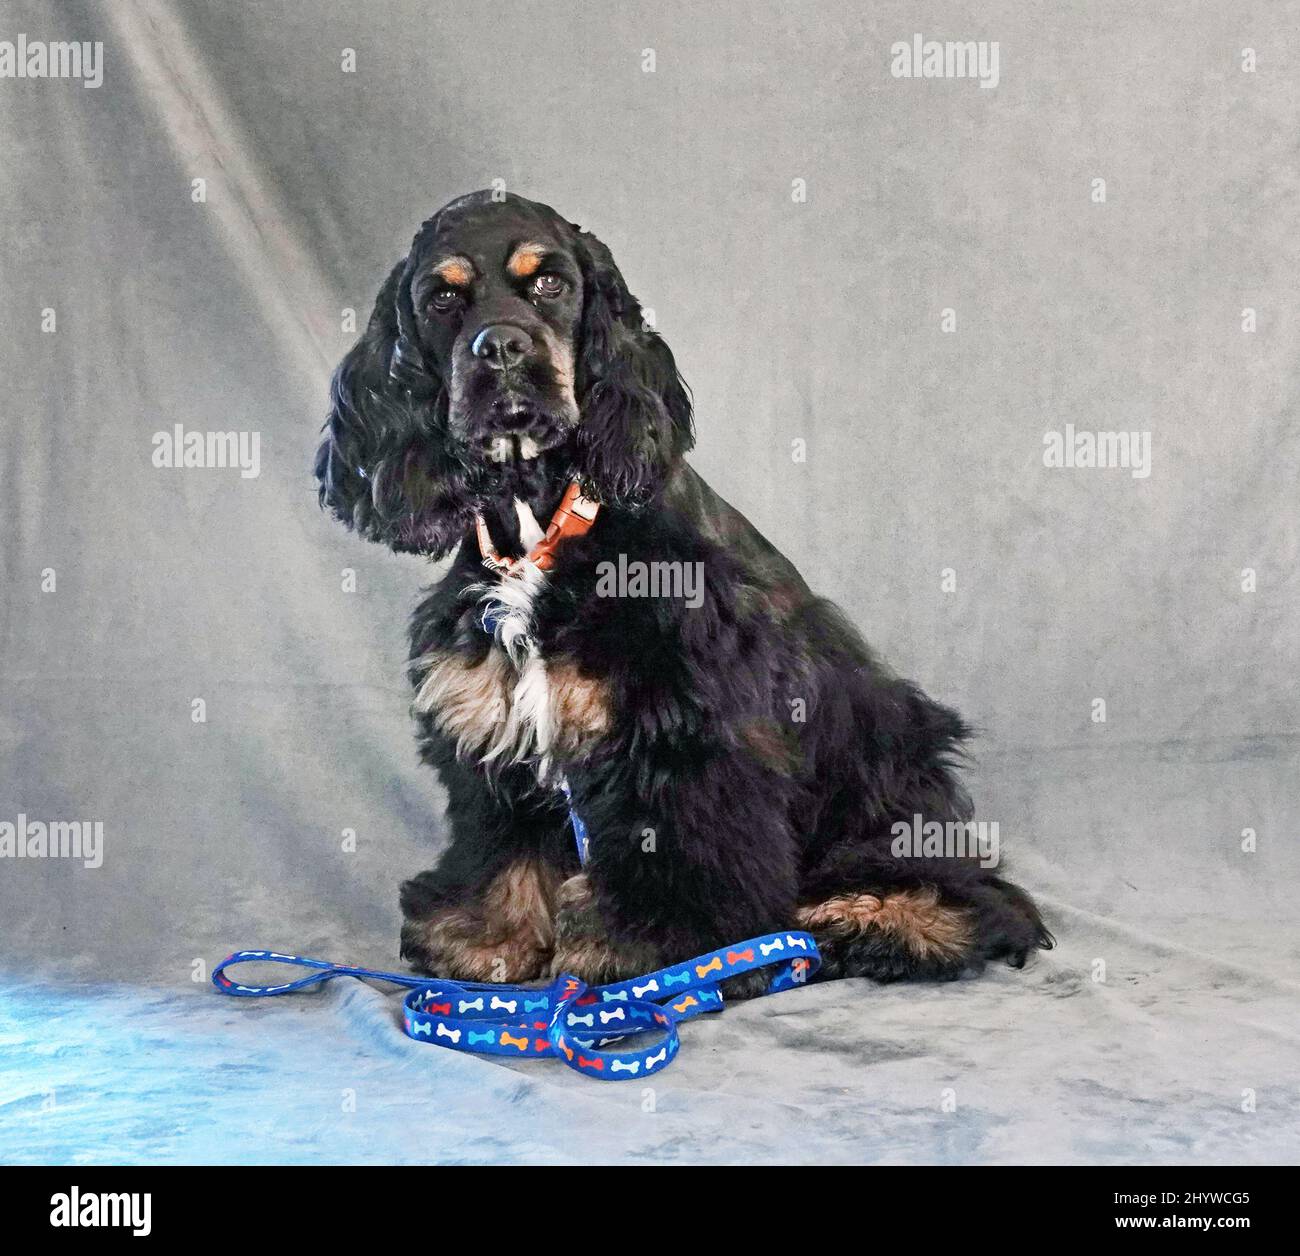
top-left (412, 502), bottom-right (612, 775)
top-left (476, 559), bottom-right (555, 774)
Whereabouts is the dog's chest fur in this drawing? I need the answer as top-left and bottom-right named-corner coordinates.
top-left (412, 560), bottom-right (611, 774)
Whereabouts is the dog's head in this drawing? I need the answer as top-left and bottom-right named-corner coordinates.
top-left (315, 191), bottom-right (693, 555)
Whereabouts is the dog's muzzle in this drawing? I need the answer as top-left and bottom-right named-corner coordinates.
top-left (483, 426), bottom-right (548, 462)
top-left (449, 322), bottom-right (577, 462)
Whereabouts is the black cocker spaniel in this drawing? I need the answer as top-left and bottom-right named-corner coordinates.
top-left (315, 190), bottom-right (1052, 993)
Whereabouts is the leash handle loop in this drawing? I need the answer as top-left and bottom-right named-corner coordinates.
top-left (212, 949), bottom-right (434, 996)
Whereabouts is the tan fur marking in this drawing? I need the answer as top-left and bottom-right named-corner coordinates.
top-left (548, 662), bottom-right (613, 757)
top-left (505, 242), bottom-right (547, 277)
top-left (412, 648), bottom-right (513, 757)
top-left (411, 859), bottom-right (561, 982)
top-left (797, 893), bottom-right (884, 931)
top-left (483, 859), bottom-right (562, 949)
top-left (433, 256), bottom-right (474, 287)
top-left (548, 874), bottom-right (659, 982)
top-left (535, 324), bottom-right (576, 406)
top-left (797, 888), bottom-right (973, 961)
top-left (413, 649), bottom-right (611, 765)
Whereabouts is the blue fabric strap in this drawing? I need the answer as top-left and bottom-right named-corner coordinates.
top-left (557, 778), bottom-right (589, 863)
top-left (213, 931), bottom-right (820, 1080)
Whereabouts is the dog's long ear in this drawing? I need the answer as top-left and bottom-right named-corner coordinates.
top-left (314, 254), bottom-right (473, 555)
top-left (571, 229), bottom-right (694, 507)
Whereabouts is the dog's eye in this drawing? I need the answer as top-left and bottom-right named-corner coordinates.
top-left (428, 288), bottom-right (463, 313)
top-left (530, 273), bottom-right (567, 300)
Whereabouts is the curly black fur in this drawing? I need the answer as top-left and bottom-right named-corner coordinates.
top-left (316, 191), bottom-right (1053, 991)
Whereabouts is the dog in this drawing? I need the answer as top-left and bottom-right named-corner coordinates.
top-left (315, 190), bottom-right (1052, 994)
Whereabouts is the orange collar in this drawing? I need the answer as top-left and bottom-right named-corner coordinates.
top-left (475, 481), bottom-right (600, 574)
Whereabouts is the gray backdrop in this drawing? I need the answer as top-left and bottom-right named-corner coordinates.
top-left (1, 0), bottom-right (1297, 1164)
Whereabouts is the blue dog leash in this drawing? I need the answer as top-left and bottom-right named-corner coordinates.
top-left (213, 931), bottom-right (820, 1080)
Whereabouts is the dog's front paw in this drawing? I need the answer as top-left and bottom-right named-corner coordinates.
top-left (400, 859), bottom-right (560, 982)
top-left (547, 874), bottom-right (660, 984)
top-left (401, 907), bottom-right (550, 982)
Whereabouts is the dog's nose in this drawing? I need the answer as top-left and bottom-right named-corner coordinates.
top-left (471, 324), bottom-right (534, 371)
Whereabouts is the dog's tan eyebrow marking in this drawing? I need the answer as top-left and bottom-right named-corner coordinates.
top-left (432, 256), bottom-right (475, 287)
top-left (505, 243), bottom-right (549, 278)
